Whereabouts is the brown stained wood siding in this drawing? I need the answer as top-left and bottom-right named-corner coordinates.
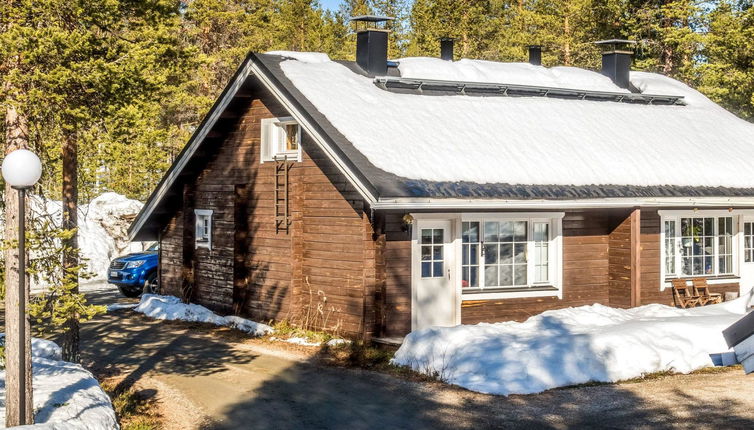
top-left (381, 214), bottom-right (412, 337)
top-left (159, 210), bottom-right (183, 297)
top-left (608, 212), bottom-right (632, 308)
top-left (158, 80), bottom-right (373, 337)
top-left (299, 142), bottom-right (370, 337)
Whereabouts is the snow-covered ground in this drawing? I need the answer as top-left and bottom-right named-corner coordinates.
top-left (0, 337), bottom-right (117, 429)
top-left (393, 295), bottom-right (754, 396)
top-left (30, 193), bottom-right (145, 289)
top-left (135, 294), bottom-right (273, 336)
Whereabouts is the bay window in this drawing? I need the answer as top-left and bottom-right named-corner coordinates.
top-left (663, 214), bottom-right (734, 278)
top-left (461, 216), bottom-right (561, 292)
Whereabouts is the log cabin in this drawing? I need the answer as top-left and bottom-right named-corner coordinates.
top-left (129, 16), bottom-right (754, 342)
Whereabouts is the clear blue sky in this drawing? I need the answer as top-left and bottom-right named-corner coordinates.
top-left (320, 0), bottom-right (342, 11)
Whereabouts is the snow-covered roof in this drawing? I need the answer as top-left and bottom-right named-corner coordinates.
top-left (129, 51), bottom-right (754, 241)
top-left (272, 52), bottom-right (754, 189)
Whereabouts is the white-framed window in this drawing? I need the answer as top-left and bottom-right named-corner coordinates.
top-left (460, 215), bottom-right (561, 292)
top-left (662, 214), bottom-right (735, 278)
top-left (260, 116), bottom-right (301, 162)
top-left (194, 209), bottom-right (213, 250)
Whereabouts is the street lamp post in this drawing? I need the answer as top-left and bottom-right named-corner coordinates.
top-left (2, 149), bottom-right (42, 426)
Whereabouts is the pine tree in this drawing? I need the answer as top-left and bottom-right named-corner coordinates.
top-left (0, 0), bottom-right (195, 361)
top-left (696, 0), bottom-right (754, 120)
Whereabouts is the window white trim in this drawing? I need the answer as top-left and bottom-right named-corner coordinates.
top-left (450, 212), bottom-right (565, 302)
top-left (194, 209), bottom-right (213, 250)
top-left (659, 210), bottom-right (741, 290)
top-left (260, 116), bottom-right (302, 163)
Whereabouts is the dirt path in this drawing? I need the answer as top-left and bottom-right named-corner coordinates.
top-left (79, 285), bottom-right (754, 430)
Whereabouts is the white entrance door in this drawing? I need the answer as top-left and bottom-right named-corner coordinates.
top-left (412, 220), bottom-right (457, 331)
top-left (740, 218), bottom-right (754, 296)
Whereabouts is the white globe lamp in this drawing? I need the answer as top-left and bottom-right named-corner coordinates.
top-left (2, 149), bottom-right (42, 189)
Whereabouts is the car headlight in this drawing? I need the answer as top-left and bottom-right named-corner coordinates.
top-left (125, 260), bottom-right (146, 269)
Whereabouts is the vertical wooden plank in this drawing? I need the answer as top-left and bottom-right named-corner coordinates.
top-left (290, 156), bottom-right (304, 318)
top-left (181, 184), bottom-right (196, 302)
top-left (630, 208), bottom-right (642, 307)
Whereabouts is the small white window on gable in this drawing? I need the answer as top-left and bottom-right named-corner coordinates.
top-left (195, 209), bottom-right (213, 250)
top-left (261, 117), bottom-right (302, 162)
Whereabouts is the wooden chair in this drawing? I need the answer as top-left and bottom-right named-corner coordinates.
top-left (691, 278), bottom-right (723, 306)
top-left (671, 279), bottom-right (702, 308)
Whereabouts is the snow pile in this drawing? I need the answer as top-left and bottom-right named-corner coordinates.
top-left (106, 302), bottom-right (138, 312)
top-left (0, 335), bottom-right (61, 363)
top-left (0, 338), bottom-right (117, 429)
top-left (136, 294), bottom-right (273, 336)
top-left (393, 298), bottom-right (751, 396)
top-left (32, 192), bottom-right (144, 283)
top-left (273, 53), bottom-right (754, 188)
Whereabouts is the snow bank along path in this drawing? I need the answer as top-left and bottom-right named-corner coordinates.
top-left (0, 336), bottom-right (117, 429)
top-left (393, 297), bottom-right (753, 396)
top-left (135, 294), bottom-right (273, 336)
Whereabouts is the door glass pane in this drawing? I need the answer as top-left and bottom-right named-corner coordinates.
top-left (421, 229), bottom-right (432, 244)
top-left (420, 228), bottom-right (444, 278)
top-left (433, 262), bottom-right (443, 276)
top-left (421, 262), bottom-right (431, 277)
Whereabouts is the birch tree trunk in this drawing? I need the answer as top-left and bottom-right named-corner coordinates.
top-left (61, 132), bottom-right (80, 363)
top-left (4, 104), bottom-right (34, 425)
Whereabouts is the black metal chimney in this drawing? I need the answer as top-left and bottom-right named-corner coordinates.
top-left (594, 39), bottom-right (636, 89)
top-left (439, 37), bottom-right (455, 61)
top-left (528, 45), bottom-right (542, 66)
top-left (351, 15), bottom-right (394, 77)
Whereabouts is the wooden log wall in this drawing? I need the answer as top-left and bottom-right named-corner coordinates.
top-left (158, 80), bottom-right (377, 337)
top-left (608, 210), bottom-right (633, 308)
top-left (159, 210), bottom-right (183, 297)
top-left (381, 214), bottom-right (412, 337)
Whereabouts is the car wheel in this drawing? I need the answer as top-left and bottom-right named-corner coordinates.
top-left (143, 272), bottom-right (160, 295)
top-left (117, 284), bottom-right (142, 298)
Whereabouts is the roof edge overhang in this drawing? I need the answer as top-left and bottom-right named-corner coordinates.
top-left (128, 53), bottom-right (380, 241)
top-left (371, 196), bottom-right (754, 211)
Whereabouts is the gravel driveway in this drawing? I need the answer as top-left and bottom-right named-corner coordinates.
top-left (76, 284), bottom-right (754, 430)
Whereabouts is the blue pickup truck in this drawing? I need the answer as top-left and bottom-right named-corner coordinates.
top-left (107, 243), bottom-right (160, 297)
